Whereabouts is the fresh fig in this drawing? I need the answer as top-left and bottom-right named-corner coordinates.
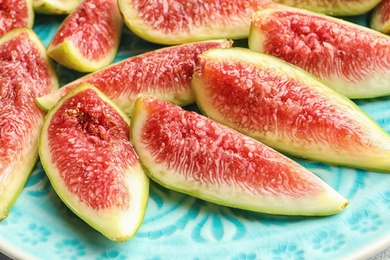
top-left (39, 83), bottom-right (149, 241)
top-left (370, 0), bottom-right (390, 34)
top-left (272, 0), bottom-right (381, 16)
top-left (0, 0), bottom-right (34, 37)
top-left (33, 0), bottom-right (80, 14)
top-left (0, 28), bottom-right (58, 220)
top-left (191, 47), bottom-right (390, 173)
top-left (118, 0), bottom-right (276, 45)
top-left (47, 0), bottom-right (123, 72)
top-left (36, 39), bottom-right (232, 114)
top-left (130, 96), bottom-right (349, 216)
top-left (249, 7), bottom-right (390, 99)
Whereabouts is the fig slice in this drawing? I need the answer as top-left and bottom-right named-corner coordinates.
top-left (118, 0), bottom-right (276, 45)
top-left (47, 0), bottom-right (123, 72)
top-left (0, 0), bottom-right (34, 37)
top-left (192, 47), bottom-right (390, 173)
top-left (0, 28), bottom-right (59, 220)
top-left (36, 39), bottom-right (233, 114)
top-left (272, 0), bottom-right (381, 16)
top-left (130, 96), bottom-right (349, 216)
top-left (39, 83), bottom-right (149, 241)
top-left (249, 7), bottom-right (390, 99)
top-left (33, 0), bottom-right (80, 14)
top-left (370, 0), bottom-right (390, 34)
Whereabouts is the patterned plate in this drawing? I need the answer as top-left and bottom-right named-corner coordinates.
top-left (1, 12), bottom-right (390, 260)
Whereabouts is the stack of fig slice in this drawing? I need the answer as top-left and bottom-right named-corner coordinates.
top-left (249, 6), bottom-right (390, 99)
top-left (36, 39), bottom-right (232, 114)
top-left (118, 0), bottom-right (276, 45)
top-left (130, 96), bottom-right (349, 216)
top-left (192, 47), bottom-right (390, 173)
top-left (47, 0), bottom-right (123, 72)
top-left (0, 0), bottom-right (34, 37)
top-left (39, 83), bottom-right (149, 241)
top-left (0, 28), bottom-right (58, 220)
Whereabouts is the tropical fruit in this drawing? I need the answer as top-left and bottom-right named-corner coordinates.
top-left (33, 0), bottom-right (80, 14)
top-left (47, 0), bottom-right (123, 72)
top-left (370, 0), bottom-right (390, 34)
top-left (118, 0), bottom-right (276, 45)
top-left (36, 39), bottom-right (233, 114)
top-left (249, 7), bottom-right (390, 99)
top-left (39, 83), bottom-right (149, 241)
top-left (130, 96), bottom-right (349, 216)
top-left (272, 0), bottom-right (381, 16)
top-left (0, 28), bottom-right (58, 220)
top-left (192, 47), bottom-right (390, 173)
top-left (0, 0), bottom-right (34, 37)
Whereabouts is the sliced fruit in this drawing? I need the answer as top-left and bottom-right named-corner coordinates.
top-left (272, 0), bottom-right (381, 16)
top-left (36, 39), bottom-right (233, 114)
top-left (249, 7), bottom-right (390, 99)
top-left (47, 0), bottom-right (123, 72)
top-left (0, 28), bottom-right (59, 220)
top-left (370, 0), bottom-right (390, 34)
top-left (39, 83), bottom-right (149, 241)
top-left (130, 96), bottom-right (349, 216)
top-left (192, 47), bottom-right (390, 173)
top-left (33, 0), bottom-right (80, 14)
top-left (0, 0), bottom-right (34, 37)
top-left (118, 0), bottom-right (276, 45)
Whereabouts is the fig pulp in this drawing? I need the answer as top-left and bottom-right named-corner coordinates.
top-left (0, 28), bottom-right (58, 220)
top-left (47, 0), bottom-right (123, 72)
top-left (130, 96), bottom-right (348, 216)
top-left (249, 7), bottom-right (390, 99)
top-left (36, 39), bottom-right (232, 114)
top-left (370, 0), bottom-right (390, 34)
top-left (0, 0), bottom-right (34, 37)
top-left (39, 83), bottom-right (149, 241)
top-left (192, 48), bottom-right (390, 173)
top-left (118, 0), bottom-right (276, 45)
top-left (272, 0), bottom-right (381, 16)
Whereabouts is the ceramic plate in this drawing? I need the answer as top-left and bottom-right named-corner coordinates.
top-left (1, 12), bottom-right (390, 260)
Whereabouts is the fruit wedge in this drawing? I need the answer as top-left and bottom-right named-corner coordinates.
top-left (249, 7), bottom-right (390, 99)
top-left (118, 0), bottom-right (276, 45)
top-left (0, 0), bottom-right (34, 37)
top-left (47, 0), bottom-right (123, 72)
top-left (130, 96), bottom-right (349, 216)
top-left (36, 39), bottom-right (232, 114)
top-left (370, 0), bottom-right (390, 34)
top-left (0, 28), bottom-right (58, 220)
top-left (192, 47), bottom-right (390, 173)
top-left (272, 0), bottom-right (381, 16)
top-left (39, 83), bottom-right (149, 241)
top-left (33, 0), bottom-right (80, 15)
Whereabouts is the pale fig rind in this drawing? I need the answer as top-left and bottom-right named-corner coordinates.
top-left (47, 0), bottom-right (123, 72)
top-left (272, 0), bottom-right (381, 16)
top-left (370, 0), bottom-right (390, 34)
top-left (130, 96), bottom-right (348, 216)
top-left (192, 47), bottom-right (390, 173)
top-left (33, 0), bottom-right (81, 14)
top-left (36, 39), bottom-right (233, 114)
top-left (39, 83), bottom-right (149, 241)
top-left (0, 28), bottom-right (59, 220)
top-left (249, 7), bottom-right (390, 99)
top-left (118, 0), bottom-right (276, 45)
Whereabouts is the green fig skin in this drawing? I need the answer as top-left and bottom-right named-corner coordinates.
top-left (39, 83), bottom-right (149, 241)
top-left (130, 96), bottom-right (348, 217)
top-left (191, 47), bottom-right (390, 173)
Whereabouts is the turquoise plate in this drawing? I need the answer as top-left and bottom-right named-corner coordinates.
top-left (1, 12), bottom-right (390, 260)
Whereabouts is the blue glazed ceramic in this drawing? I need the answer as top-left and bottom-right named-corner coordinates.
top-left (1, 12), bottom-right (390, 260)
